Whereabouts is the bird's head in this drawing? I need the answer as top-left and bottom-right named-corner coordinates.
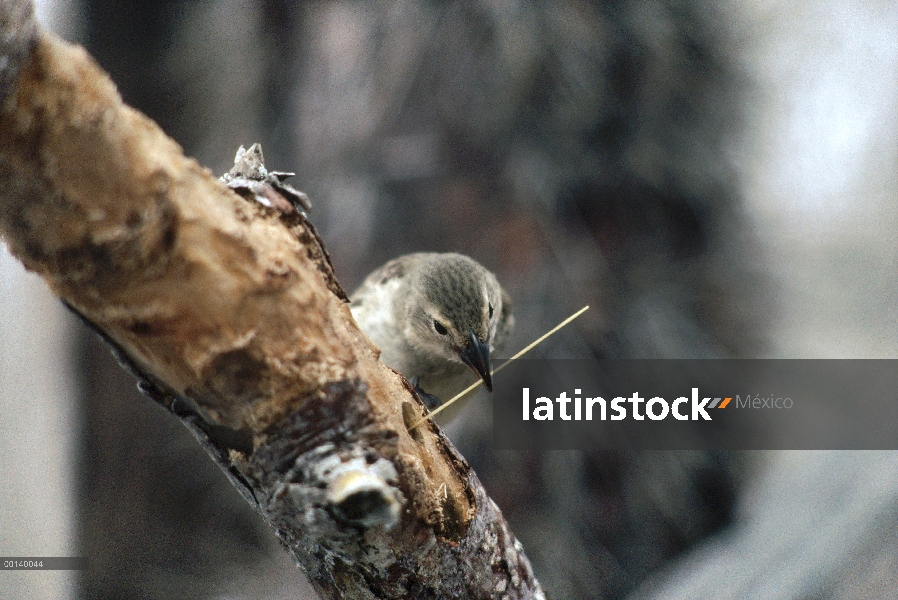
top-left (404, 254), bottom-right (505, 391)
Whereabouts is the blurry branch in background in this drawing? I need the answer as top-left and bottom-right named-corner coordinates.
top-left (0, 1), bottom-right (545, 598)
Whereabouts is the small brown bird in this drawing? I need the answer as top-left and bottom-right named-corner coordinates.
top-left (350, 252), bottom-right (513, 421)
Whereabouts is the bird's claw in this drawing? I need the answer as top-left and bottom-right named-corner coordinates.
top-left (409, 377), bottom-right (442, 410)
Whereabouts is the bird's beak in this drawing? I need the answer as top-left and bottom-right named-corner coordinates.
top-left (459, 328), bottom-right (492, 391)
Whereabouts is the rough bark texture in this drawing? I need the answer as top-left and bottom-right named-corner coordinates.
top-left (0, 2), bottom-right (544, 598)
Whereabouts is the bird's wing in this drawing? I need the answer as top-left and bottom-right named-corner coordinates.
top-left (350, 253), bottom-right (429, 302)
top-left (349, 254), bottom-right (431, 354)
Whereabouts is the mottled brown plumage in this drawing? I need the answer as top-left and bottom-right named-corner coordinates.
top-left (351, 253), bottom-right (513, 422)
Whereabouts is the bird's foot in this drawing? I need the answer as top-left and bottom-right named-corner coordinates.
top-left (409, 377), bottom-right (442, 410)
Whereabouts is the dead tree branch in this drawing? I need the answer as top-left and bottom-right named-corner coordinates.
top-left (0, 1), bottom-right (544, 597)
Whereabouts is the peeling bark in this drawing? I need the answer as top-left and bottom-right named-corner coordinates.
top-left (0, 1), bottom-right (545, 598)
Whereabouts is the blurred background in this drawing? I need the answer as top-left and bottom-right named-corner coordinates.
top-left (1, 0), bottom-right (896, 598)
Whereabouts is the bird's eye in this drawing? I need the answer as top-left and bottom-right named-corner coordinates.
top-left (433, 320), bottom-right (448, 335)
top-left (488, 303), bottom-right (494, 319)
